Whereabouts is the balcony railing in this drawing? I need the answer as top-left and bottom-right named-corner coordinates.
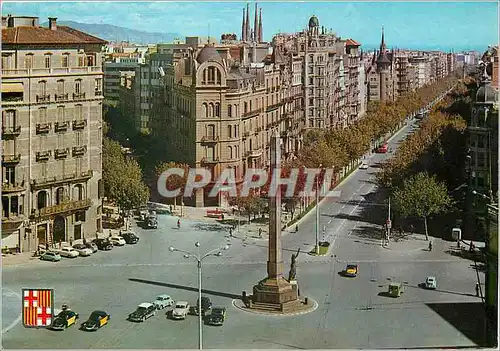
top-left (72, 120), bottom-right (87, 130)
top-left (36, 123), bottom-right (51, 134)
top-left (200, 135), bottom-right (219, 143)
top-left (2, 125), bottom-right (21, 137)
top-left (55, 148), bottom-right (70, 159)
top-left (2, 180), bottom-right (26, 193)
top-left (246, 149), bottom-right (263, 158)
top-left (1, 214), bottom-right (25, 226)
top-left (266, 103), bottom-right (282, 112)
top-left (36, 151), bottom-right (51, 162)
top-left (73, 92), bottom-right (86, 100)
top-left (201, 157), bottom-right (219, 164)
top-left (55, 121), bottom-right (69, 132)
top-left (242, 108), bottom-right (263, 118)
top-left (36, 198), bottom-right (92, 218)
top-left (55, 93), bottom-right (69, 102)
top-left (72, 145), bottom-right (87, 157)
top-left (31, 170), bottom-right (93, 190)
top-left (2, 154), bottom-right (21, 164)
top-left (36, 94), bottom-right (50, 103)
top-left (95, 90), bottom-right (103, 96)
top-left (2, 67), bottom-right (102, 76)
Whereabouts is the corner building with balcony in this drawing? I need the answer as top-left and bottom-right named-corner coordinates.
top-left (1, 16), bottom-right (106, 252)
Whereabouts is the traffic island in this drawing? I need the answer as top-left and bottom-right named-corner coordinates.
top-left (232, 294), bottom-right (318, 316)
top-left (309, 241), bottom-right (330, 256)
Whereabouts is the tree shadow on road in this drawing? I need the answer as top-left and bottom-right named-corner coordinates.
top-left (426, 302), bottom-right (487, 346)
top-left (128, 278), bottom-right (242, 300)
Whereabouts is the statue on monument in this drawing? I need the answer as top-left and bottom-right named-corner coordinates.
top-left (288, 248), bottom-right (301, 281)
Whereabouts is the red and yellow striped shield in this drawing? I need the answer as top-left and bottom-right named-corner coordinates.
top-left (22, 289), bottom-right (54, 328)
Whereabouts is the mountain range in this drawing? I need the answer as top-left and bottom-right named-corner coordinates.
top-left (41, 20), bottom-right (182, 44)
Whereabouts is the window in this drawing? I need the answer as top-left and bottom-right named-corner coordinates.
top-left (39, 108), bottom-right (47, 123)
top-left (228, 146), bottom-right (233, 159)
top-left (57, 106), bottom-right (65, 121)
top-left (477, 152), bottom-right (486, 167)
top-left (202, 103), bottom-right (208, 118)
top-left (86, 55), bottom-right (95, 67)
top-left (215, 103), bottom-right (220, 117)
top-left (228, 105), bottom-right (232, 117)
top-left (208, 103), bottom-right (214, 117)
top-left (207, 124), bottom-right (215, 138)
top-left (5, 167), bottom-right (15, 184)
top-left (78, 56), bottom-right (84, 67)
top-left (62, 54), bottom-right (69, 68)
top-left (24, 54), bottom-right (33, 69)
top-left (4, 110), bottom-right (16, 127)
top-left (44, 54), bottom-right (52, 69)
top-left (75, 80), bottom-right (82, 94)
top-left (57, 80), bottom-right (65, 95)
top-left (55, 187), bottom-right (65, 205)
top-left (75, 104), bottom-right (83, 120)
top-left (37, 191), bottom-right (48, 209)
top-left (39, 81), bottom-right (47, 96)
top-left (73, 184), bottom-right (84, 201)
top-left (228, 125), bottom-right (232, 138)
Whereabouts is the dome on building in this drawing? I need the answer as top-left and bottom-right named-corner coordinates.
top-left (196, 44), bottom-right (222, 64)
top-left (308, 15), bottom-right (319, 27)
top-left (476, 84), bottom-right (498, 104)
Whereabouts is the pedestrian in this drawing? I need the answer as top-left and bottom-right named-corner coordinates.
top-left (221, 213), bottom-right (225, 220)
top-left (476, 283), bottom-right (480, 297)
top-left (170, 205), bottom-right (173, 213)
top-left (295, 225), bottom-right (299, 233)
top-left (229, 228), bottom-right (233, 237)
top-left (428, 241), bottom-right (432, 251)
top-left (16, 244), bottom-right (20, 253)
top-left (259, 228), bottom-right (262, 238)
top-left (119, 230), bottom-right (122, 236)
top-left (83, 238), bottom-right (87, 245)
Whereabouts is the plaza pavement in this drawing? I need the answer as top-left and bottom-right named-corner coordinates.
top-left (2, 118), bottom-right (487, 348)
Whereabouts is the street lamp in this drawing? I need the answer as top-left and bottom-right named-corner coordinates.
top-left (315, 164), bottom-right (323, 255)
top-left (168, 242), bottom-right (229, 350)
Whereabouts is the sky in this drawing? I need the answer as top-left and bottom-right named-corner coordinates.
top-left (2, 1), bottom-right (498, 51)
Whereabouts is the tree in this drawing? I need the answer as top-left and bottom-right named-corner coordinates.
top-left (392, 172), bottom-right (452, 241)
top-left (227, 188), bottom-right (261, 222)
top-left (102, 137), bottom-right (150, 211)
top-left (155, 161), bottom-right (189, 208)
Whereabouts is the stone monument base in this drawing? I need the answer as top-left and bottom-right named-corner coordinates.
top-left (250, 277), bottom-right (299, 313)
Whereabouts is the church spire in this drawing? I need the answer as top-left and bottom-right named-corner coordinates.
top-left (254, 3), bottom-right (258, 42)
top-left (380, 26), bottom-right (386, 52)
top-left (258, 8), bottom-right (263, 42)
top-left (245, 3), bottom-right (250, 42)
top-left (241, 7), bottom-right (246, 41)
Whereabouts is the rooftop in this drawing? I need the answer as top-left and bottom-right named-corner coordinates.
top-left (2, 24), bottom-right (107, 45)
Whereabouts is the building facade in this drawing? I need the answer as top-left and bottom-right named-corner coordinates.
top-left (2, 16), bottom-right (106, 251)
top-left (366, 28), bottom-right (397, 102)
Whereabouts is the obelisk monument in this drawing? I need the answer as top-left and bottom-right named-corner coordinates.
top-left (252, 131), bottom-right (299, 312)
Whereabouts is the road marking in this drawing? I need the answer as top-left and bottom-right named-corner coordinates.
top-left (328, 219), bottom-right (332, 224)
top-left (2, 288), bottom-right (22, 333)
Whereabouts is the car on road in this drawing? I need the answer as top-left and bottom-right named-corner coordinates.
top-left (153, 294), bottom-right (174, 310)
top-left (359, 163), bottom-right (369, 170)
top-left (120, 232), bottom-right (139, 244)
top-left (94, 239), bottom-right (113, 251)
top-left (110, 235), bottom-right (126, 246)
top-left (80, 310), bottom-right (110, 331)
top-left (128, 302), bottom-right (156, 322)
top-left (425, 276), bottom-right (437, 289)
top-left (40, 251), bottom-right (61, 262)
top-left (59, 247), bottom-right (79, 258)
top-left (72, 244), bottom-right (93, 257)
top-left (50, 309), bottom-right (79, 330)
top-left (146, 216), bottom-right (158, 229)
top-left (376, 143), bottom-right (388, 153)
top-left (207, 307), bottom-right (226, 326)
top-left (344, 264), bottom-right (359, 277)
top-left (388, 282), bottom-right (404, 297)
top-left (171, 301), bottom-right (190, 320)
top-left (191, 296), bottom-right (212, 316)
top-left (84, 242), bottom-right (98, 253)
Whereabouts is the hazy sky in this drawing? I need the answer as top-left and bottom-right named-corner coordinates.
top-left (2, 1), bottom-right (498, 51)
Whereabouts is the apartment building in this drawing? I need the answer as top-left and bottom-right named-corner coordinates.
top-left (1, 16), bottom-right (106, 252)
top-left (409, 55), bottom-right (431, 88)
top-left (344, 39), bottom-right (362, 123)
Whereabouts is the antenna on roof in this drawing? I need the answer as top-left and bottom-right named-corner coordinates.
top-left (207, 23), bottom-right (211, 44)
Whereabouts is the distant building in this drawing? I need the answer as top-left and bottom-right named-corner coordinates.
top-left (1, 15), bottom-right (106, 251)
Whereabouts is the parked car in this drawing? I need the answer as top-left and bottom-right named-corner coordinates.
top-left (109, 236), bottom-right (126, 246)
top-left (59, 247), bottom-right (79, 258)
top-left (120, 232), bottom-right (139, 244)
top-left (425, 276), bottom-right (437, 289)
top-left (50, 309), bottom-right (79, 330)
top-left (128, 302), bottom-right (156, 322)
top-left (153, 294), bottom-right (174, 310)
top-left (84, 242), bottom-right (98, 253)
top-left (94, 239), bottom-right (113, 251)
top-left (171, 301), bottom-right (190, 320)
top-left (40, 251), bottom-right (61, 262)
top-left (376, 143), bottom-right (388, 153)
top-left (72, 244), bottom-right (92, 257)
top-left (359, 163), bottom-right (369, 170)
top-left (146, 216), bottom-right (158, 229)
top-left (191, 296), bottom-right (212, 316)
top-left (80, 310), bottom-right (110, 331)
top-left (207, 307), bottom-right (226, 326)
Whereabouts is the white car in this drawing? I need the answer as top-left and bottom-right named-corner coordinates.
top-left (359, 163), bottom-right (369, 170)
top-left (72, 244), bottom-right (92, 257)
top-left (110, 235), bottom-right (126, 246)
top-left (425, 276), bottom-right (437, 289)
top-left (154, 294), bottom-right (174, 310)
top-left (171, 301), bottom-right (190, 320)
top-left (59, 247), bottom-right (79, 258)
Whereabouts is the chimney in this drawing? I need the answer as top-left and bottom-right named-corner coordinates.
top-left (48, 17), bottom-right (57, 30)
top-left (7, 14), bottom-right (14, 28)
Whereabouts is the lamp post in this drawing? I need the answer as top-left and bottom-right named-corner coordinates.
top-left (315, 164), bottom-right (323, 255)
top-left (169, 242), bottom-right (230, 350)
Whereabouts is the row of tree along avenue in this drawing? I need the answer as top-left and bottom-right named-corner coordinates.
top-left (378, 78), bottom-right (476, 240)
top-left (151, 71), bottom-right (462, 223)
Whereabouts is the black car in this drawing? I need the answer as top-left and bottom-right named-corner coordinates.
top-left (94, 239), bottom-right (113, 251)
top-left (146, 216), bottom-right (158, 229)
top-left (80, 310), bottom-right (110, 331)
top-left (50, 310), bottom-right (79, 330)
top-left (120, 232), bottom-right (139, 244)
top-left (207, 307), bottom-right (226, 326)
top-left (128, 302), bottom-right (156, 322)
top-left (191, 296), bottom-right (212, 315)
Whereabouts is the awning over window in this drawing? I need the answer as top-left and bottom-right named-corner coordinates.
top-left (2, 83), bottom-right (24, 93)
